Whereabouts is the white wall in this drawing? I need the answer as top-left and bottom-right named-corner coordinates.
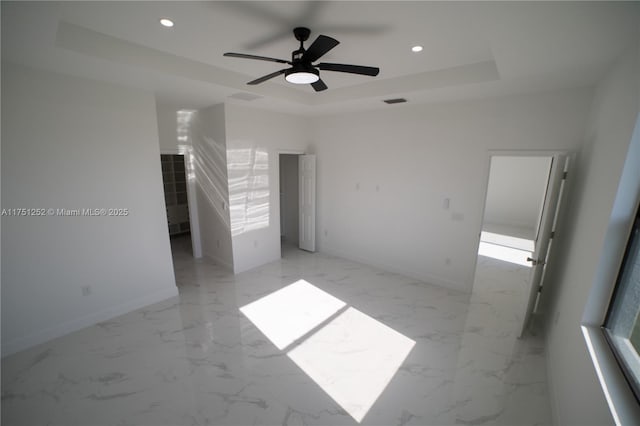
top-left (225, 104), bottom-right (311, 274)
top-left (312, 88), bottom-right (592, 292)
top-left (279, 154), bottom-right (299, 244)
top-left (156, 102), bottom-right (180, 153)
top-left (190, 104), bottom-right (234, 269)
top-left (540, 48), bottom-right (640, 425)
top-left (1, 63), bottom-right (178, 356)
top-left (483, 156), bottom-right (551, 237)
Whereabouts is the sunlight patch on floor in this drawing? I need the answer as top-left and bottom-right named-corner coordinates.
top-left (239, 280), bottom-right (346, 350)
top-left (478, 241), bottom-right (532, 267)
top-left (240, 280), bottom-right (415, 423)
top-left (480, 231), bottom-right (535, 251)
top-left (288, 307), bottom-right (415, 422)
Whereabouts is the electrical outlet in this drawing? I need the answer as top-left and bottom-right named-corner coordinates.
top-left (81, 286), bottom-right (92, 296)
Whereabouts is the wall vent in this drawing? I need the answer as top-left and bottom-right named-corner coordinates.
top-left (383, 98), bottom-right (407, 104)
top-left (229, 92), bottom-right (263, 101)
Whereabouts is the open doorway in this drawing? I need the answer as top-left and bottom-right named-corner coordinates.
top-left (161, 154), bottom-right (193, 261)
top-left (278, 152), bottom-right (316, 255)
top-left (278, 152), bottom-right (316, 256)
top-left (479, 156), bottom-right (551, 263)
top-left (279, 153), bottom-right (300, 254)
top-left (473, 153), bottom-right (569, 336)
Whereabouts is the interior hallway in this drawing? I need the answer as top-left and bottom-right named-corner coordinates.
top-left (1, 236), bottom-right (550, 425)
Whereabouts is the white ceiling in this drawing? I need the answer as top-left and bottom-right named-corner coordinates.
top-left (2, 1), bottom-right (639, 115)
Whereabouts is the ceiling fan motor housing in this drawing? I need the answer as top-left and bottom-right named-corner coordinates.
top-left (292, 48), bottom-right (304, 62)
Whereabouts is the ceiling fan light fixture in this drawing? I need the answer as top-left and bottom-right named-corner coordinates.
top-left (285, 65), bottom-right (319, 84)
top-left (286, 72), bottom-right (319, 84)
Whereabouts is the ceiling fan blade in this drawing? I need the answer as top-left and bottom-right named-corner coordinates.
top-left (301, 35), bottom-right (339, 63)
top-left (317, 62), bottom-right (379, 76)
top-left (224, 52), bottom-right (290, 64)
top-left (311, 79), bottom-right (328, 92)
top-left (244, 30), bottom-right (292, 50)
top-left (247, 69), bottom-right (287, 85)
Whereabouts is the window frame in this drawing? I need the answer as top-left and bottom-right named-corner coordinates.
top-left (603, 202), bottom-right (640, 404)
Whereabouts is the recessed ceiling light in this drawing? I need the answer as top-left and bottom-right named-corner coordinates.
top-left (159, 18), bottom-right (174, 28)
top-left (411, 45), bottom-right (423, 53)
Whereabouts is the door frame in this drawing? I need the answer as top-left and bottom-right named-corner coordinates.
top-left (472, 149), bottom-right (573, 317)
top-left (520, 152), bottom-right (569, 335)
top-left (161, 148), bottom-right (202, 259)
top-left (298, 154), bottom-right (317, 252)
top-left (276, 150), bottom-right (306, 256)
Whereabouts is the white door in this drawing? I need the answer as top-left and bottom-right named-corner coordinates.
top-left (520, 154), bottom-right (568, 336)
top-left (299, 154), bottom-right (316, 252)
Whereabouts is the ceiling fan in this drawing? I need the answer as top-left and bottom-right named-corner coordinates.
top-left (224, 27), bottom-right (380, 92)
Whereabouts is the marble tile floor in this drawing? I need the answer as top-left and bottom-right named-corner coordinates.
top-left (2, 237), bottom-right (551, 425)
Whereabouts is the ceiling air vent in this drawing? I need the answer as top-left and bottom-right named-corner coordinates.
top-left (383, 98), bottom-right (407, 105)
top-left (229, 92), bottom-right (263, 101)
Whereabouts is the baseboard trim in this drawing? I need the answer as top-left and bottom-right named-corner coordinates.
top-left (545, 340), bottom-right (560, 426)
top-left (2, 286), bottom-right (179, 358)
top-left (232, 253), bottom-right (281, 274)
top-left (319, 245), bottom-right (470, 293)
top-left (202, 250), bottom-right (234, 272)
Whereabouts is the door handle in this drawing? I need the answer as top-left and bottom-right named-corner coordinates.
top-left (527, 257), bottom-right (545, 266)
